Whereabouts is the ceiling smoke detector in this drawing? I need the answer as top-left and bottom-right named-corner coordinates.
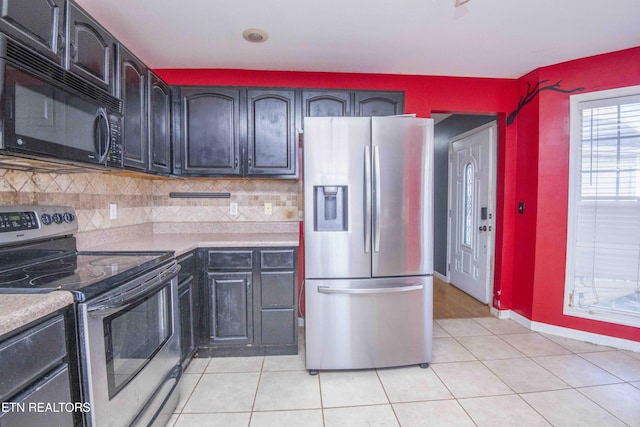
top-left (455, 0), bottom-right (470, 6)
top-left (243, 29), bottom-right (268, 43)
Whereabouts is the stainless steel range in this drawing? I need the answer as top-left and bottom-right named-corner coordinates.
top-left (0, 205), bottom-right (182, 427)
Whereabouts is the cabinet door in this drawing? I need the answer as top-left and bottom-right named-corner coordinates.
top-left (67, 2), bottom-right (115, 92)
top-left (207, 272), bottom-right (253, 345)
top-left (179, 277), bottom-right (195, 363)
top-left (180, 87), bottom-right (242, 176)
top-left (247, 89), bottom-right (297, 177)
top-left (354, 91), bottom-right (404, 117)
top-left (119, 46), bottom-right (147, 170)
top-left (148, 71), bottom-right (172, 174)
top-left (302, 90), bottom-right (352, 117)
top-left (0, 0), bottom-right (64, 64)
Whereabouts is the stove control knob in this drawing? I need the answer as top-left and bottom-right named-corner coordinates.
top-left (41, 213), bottom-right (52, 225)
top-left (63, 212), bottom-right (75, 223)
top-left (52, 213), bottom-right (63, 224)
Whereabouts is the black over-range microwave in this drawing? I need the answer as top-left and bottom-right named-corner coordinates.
top-left (0, 33), bottom-right (123, 169)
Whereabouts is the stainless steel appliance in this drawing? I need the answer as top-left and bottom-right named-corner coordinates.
top-left (0, 33), bottom-right (123, 169)
top-left (303, 116), bottom-right (434, 372)
top-left (0, 205), bottom-right (181, 427)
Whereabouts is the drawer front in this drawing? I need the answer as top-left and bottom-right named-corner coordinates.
top-left (0, 315), bottom-right (66, 401)
top-left (260, 249), bottom-right (295, 269)
top-left (0, 364), bottom-right (73, 425)
top-left (261, 309), bottom-right (296, 345)
top-left (207, 250), bottom-right (253, 270)
top-left (260, 271), bottom-right (295, 307)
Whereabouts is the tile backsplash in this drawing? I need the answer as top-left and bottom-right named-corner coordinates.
top-left (0, 168), bottom-right (301, 233)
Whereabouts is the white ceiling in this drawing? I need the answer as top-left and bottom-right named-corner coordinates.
top-left (74, 0), bottom-right (640, 79)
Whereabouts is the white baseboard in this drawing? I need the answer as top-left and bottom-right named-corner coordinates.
top-left (433, 271), bottom-right (448, 282)
top-left (490, 307), bottom-right (511, 319)
top-left (499, 310), bottom-right (640, 352)
top-left (507, 310), bottom-right (532, 329)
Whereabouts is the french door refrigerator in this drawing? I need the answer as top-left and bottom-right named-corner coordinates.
top-left (304, 116), bottom-right (434, 373)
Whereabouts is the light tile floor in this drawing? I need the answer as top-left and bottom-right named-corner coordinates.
top-left (168, 318), bottom-right (640, 427)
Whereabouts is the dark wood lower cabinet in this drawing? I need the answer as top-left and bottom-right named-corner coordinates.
top-left (177, 251), bottom-right (197, 365)
top-left (197, 247), bottom-right (298, 357)
top-left (0, 310), bottom-right (80, 426)
top-left (207, 272), bottom-right (253, 346)
top-left (178, 276), bottom-right (196, 363)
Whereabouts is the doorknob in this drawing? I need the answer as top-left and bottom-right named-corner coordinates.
top-left (479, 225), bottom-right (487, 232)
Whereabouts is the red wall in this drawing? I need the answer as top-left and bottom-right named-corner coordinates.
top-left (511, 70), bottom-right (541, 320)
top-left (512, 47), bottom-right (640, 341)
top-left (156, 68), bottom-right (520, 317)
top-left (156, 53), bottom-right (640, 342)
top-left (155, 69), bottom-right (516, 119)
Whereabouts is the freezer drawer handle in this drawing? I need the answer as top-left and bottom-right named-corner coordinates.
top-left (317, 283), bottom-right (423, 294)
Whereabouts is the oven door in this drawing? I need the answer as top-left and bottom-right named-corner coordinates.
top-left (78, 261), bottom-right (181, 427)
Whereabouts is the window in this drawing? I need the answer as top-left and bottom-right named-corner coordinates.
top-left (565, 86), bottom-right (640, 327)
top-left (463, 162), bottom-right (474, 246)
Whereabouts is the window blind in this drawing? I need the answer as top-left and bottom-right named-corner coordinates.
top-left (569, 94), bottom-right (640, 320)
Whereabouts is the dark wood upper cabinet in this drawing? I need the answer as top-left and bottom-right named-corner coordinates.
top-left (354, 91), bottom-right (404, 117)
top-left (179, 87), bottom-right (242, 176)
top-left (0, 0), bottom-right (65, 64)
top-left (119, 46), bottom-right (147, 171)
top-left (175, 88), bottom-right (403, 178)
top-left (67, 2), bottom-right (114, 92)
top-left (302, 90), bottom-right (352, 117)
top-left (148, 71), bottom-right (172, 174)
top-left (246, 89), bottom-right (296, 177)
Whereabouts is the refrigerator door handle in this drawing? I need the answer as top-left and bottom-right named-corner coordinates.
top-left (317, 283), bottom-right (423, 294)
top-left (364, 146), bottom-right (372, 253)
top-left (373, 145), bottom-right (382, 252)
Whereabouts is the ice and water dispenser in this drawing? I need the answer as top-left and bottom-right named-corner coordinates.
top-left (314, 186), bottom-right (348, 231)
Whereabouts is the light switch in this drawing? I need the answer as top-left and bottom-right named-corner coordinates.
top-left (109, 203), bottom-right (117, 219)
top-left (264, 202), bottom-right (272, 215)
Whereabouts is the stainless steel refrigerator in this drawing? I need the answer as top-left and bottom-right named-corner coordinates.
top-left (303, 116), bottom-right (434, 373)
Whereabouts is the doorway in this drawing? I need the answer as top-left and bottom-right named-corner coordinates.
top-left (432, 114), bottom-right (497, 308)
top-left (448, 122), bottom-right (497, 304)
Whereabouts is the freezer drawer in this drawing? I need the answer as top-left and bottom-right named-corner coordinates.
top-left (305, 276), bottom-right (433, 371)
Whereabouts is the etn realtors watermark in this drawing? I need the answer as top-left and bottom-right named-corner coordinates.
top-left (1, 401), bottom-right (91, 414)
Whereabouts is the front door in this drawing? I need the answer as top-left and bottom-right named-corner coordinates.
top-left (449, 122), bottom-right (496, 304)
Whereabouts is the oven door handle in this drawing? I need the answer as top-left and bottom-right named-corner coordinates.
top-left (87, 263), bottom-right (180, 314)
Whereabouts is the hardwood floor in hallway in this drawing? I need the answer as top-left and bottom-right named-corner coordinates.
top-left (433, 277), bottom-right (492, 319)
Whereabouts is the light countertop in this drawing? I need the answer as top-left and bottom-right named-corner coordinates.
top-left (0, 292), bottom-right (74, 338)
top-left (1, 225), bottom-right (299, 338)
top-left (83, 232), bottom-right (300, 256)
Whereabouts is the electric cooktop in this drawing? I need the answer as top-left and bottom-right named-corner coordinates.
top-left (0, 251), bottom-right (173, 300)
top-left (0, 205), bottom-right (173, 301)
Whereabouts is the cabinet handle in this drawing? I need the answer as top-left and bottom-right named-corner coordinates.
top-left (234, 158), bottom-right (238, 168)
top-left (57, 33), bottom-right (65, 53)
top-left (69, 40), bottom-right (77, 60)
top-left (248, 157), bottom-right (253, 167)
